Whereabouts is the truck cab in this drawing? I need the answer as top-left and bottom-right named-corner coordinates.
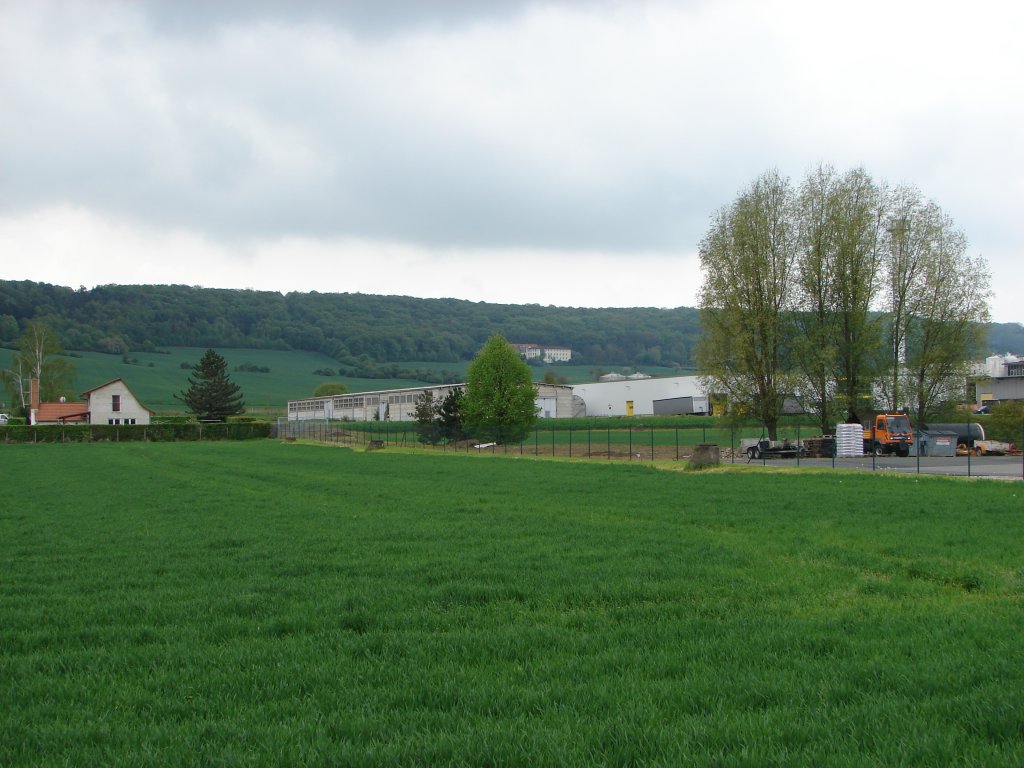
top-left (864, 413), bottom-right (913, 457)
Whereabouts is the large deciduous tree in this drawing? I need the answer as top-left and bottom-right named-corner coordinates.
top-left (794, 166), bottom-right (884, 427)
top-left (900, 212), bottom-right (991, 423)
top-left (463, 334), bottom-right (537, 444)
top-left (696, 169), bottom-right (799, 440)
top-left (175, 348), bottom-right (245, 421)
top-left (699, 166), bottom-right (989, 433)
top-left (1, 321), bottom-right (76, 414)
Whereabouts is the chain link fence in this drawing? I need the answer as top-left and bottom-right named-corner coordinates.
top-left (275, 417), bottom-right (1024, 481)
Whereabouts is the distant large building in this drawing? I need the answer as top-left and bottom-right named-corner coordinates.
top-left (511, 343), bottom-right (572, 363)
top-left (288, 382), bottom-right (580, 422)
top-left (975, 353), bottom-right (1024, 404)
top-left (572, 376), bottom-right (710, 417)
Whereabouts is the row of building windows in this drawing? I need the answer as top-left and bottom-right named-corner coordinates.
top-left (107, 418), bottom-right (137, 425)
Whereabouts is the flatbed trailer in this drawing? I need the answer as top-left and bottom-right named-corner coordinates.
top-left (743, 438), bottom-right (804, 461)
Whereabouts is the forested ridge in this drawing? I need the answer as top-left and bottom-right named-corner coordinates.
top-left (0, 280), bottom-right (702, 368)
top-left (2, 280), bottom-right (1021, 372)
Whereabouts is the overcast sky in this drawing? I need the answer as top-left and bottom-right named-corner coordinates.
top-left (1, 0), bottom-right (1021, 322)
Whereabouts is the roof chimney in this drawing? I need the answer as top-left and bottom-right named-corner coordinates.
top-left (29, 378), bottom-right (40, 426)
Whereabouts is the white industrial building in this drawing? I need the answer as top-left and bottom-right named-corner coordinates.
top-left (288, 382), bottom-right (580, 422)
top-left (975, 353), bottom-right (1024, 404)
top-left (572, 375), bottom-right (710, 417)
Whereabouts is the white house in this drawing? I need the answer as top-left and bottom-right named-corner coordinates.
top-left (82, 379), bottom-right (155, 425)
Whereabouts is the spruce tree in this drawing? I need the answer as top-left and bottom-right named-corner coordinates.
top-left (176, 348), bottom-right (245, 421)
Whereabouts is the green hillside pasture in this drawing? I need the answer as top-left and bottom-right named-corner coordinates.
top-left (2, 442), bottom-right (1023, 765)
top-left (0, 347), bottom-right (427, 415)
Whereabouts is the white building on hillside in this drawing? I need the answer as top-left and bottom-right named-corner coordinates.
top-left (511, 343), bottom-right (572, 363)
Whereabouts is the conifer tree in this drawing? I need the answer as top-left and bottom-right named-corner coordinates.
top-left (175, 348), bottom-right (245, 421)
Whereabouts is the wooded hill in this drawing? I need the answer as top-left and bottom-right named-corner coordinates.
top-left (2, 279), bottom-right (1022, 371)
top-left (0, 280), bottom-right (701, 369)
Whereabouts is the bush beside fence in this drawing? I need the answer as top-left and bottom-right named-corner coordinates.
top-left (0, 421), bottom-right (272, 444)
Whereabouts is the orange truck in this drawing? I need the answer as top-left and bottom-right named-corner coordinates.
top-left (863, 413), bottom-right (914, 457)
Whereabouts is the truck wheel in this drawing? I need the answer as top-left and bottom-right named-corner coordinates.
top-left (897, 445), bottom-right (909, 457)
top-left (873, 441), bottom-right (884, 456)
top-left (750, 446), bottom-right (761, 460)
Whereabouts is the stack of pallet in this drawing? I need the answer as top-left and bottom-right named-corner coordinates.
top-left (802, 436), bottom-right (835, 458)
top-left (835, 423), bottom-right (864, 457)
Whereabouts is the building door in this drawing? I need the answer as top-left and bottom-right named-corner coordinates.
top-left (626, 400), bottom-right (634, 416)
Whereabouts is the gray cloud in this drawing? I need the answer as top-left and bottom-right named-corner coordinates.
top-left (1, 0), bottom-right (1021, 319)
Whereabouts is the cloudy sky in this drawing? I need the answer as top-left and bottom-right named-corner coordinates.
top-left (1, 0), bottom-right (1021, 321)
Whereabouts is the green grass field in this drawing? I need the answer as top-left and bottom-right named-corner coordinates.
top-left (2, 442), bottom-right (1023, 766)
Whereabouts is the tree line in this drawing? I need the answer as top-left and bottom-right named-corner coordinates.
top-left (698, 166), bottom-right (993, 437)
top-left (0, 281), bottom-right (702, 370)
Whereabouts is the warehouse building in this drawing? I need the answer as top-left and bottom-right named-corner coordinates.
top-left (975, 353), bottom-right (1024, 404)
top-left (571, 375), bottom-right (710, 417)
top-left (288, 382), bottom-right (580, 422)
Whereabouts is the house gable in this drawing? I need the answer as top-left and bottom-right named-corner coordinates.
top-left (82, 379), bottom-right (154, 425)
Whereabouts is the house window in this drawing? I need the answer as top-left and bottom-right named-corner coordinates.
top-left (112, 395), bottom-right (121, 412)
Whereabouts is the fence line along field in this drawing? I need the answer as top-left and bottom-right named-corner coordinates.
top-left (3, 441), bottom-right (1023, 766)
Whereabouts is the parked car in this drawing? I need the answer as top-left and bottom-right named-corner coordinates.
top-left (974, 405), bottom-right (991, 415)
top-left (0, 413), bottom-right (9, 425)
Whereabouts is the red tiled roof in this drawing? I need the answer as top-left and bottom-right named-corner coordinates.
top-left (36, 402), bottom-right (89, 423)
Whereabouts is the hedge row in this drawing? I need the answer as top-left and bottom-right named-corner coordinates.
top-left (0, 422), bottom-right (272, 444)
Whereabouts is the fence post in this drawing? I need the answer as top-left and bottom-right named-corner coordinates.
top-left (967, 419), bottom-right (972, 478)
top-left (628, 426), bottom-right (632, 460)
top-left (650, 427), bottom-right (654, 461)
top-left (568, 426), bottom-right (572, 458)
top-left (551, 425), bottom-right (555, 457)
top-left (588, 427), bottom-right (592, 459)
top-left (796, 423), bottom-right (800, 467)
top-left (675, 428), bottom-right (679, 462)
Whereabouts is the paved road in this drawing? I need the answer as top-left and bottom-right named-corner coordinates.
top-left (739, 454), bottom-right (1024, 481)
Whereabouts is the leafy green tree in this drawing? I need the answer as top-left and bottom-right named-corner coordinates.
top-left (2, 321), bottom-right (76, 415)
top-left (793, 166), bottom-right (884, 430)
top-left (696, 169), bottom-right (799, 440)
top-left (313, 382), bottom-right (349, 397)
top-left (175, 348), bottom-right (245, 421)
top-left (988, 400), bottom-right (1024, 444)
top-left (463, 334), bottom-right (537, 443)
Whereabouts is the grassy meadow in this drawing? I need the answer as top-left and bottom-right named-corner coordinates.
top-left (0, 346), bottom-right (424, 414)
top-left (2, 441), bottom-right (1023, 766)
